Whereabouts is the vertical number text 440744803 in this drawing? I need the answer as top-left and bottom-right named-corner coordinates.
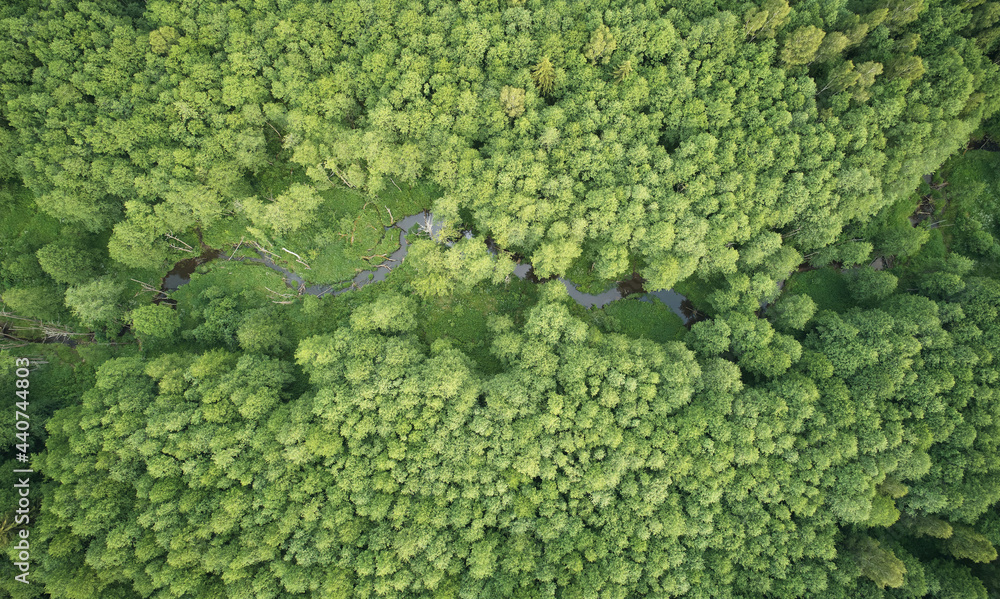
top-left (13, 357), bottom-right (32, 585)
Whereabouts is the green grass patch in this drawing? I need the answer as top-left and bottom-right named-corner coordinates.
top-left (377, 179), bottom-right (440, 218)
top-left (201, 214), bottom-right (255, 251)
top-left (783, 268), bottom-right (853, 314)
top-left (593, 297), bottom-right (687, 343)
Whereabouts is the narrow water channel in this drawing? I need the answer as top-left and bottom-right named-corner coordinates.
top-left (161, 212), bottom-right (700, 324)
top-left (163, 249), bottom-right (221, 291)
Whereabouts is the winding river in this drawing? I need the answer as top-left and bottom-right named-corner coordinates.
top-left (163, 212), bottom-right (700, 324)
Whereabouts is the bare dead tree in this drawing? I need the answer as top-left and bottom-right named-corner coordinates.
top-left (164, 234), bottom-right (195, 253)
top-left (39, 322), bottom-right (91, 341)
top-left (229, 236), bottom-right (245, 260)
top-left (281, 248), bottom-right (311, 269)
top-left (266, 121), bottom-right (285, 142)
top-left (131, 279), bottom-right (162, 296)
top-left (264, 286), bottom-right (296, 304)
top-left (1, 312), bottom-right (89, 341)
top-left (250, 241), bottom-right (280, 259)
top-left (419, 213), bottom-right (436, 237)
top-left (323, 161), bottom-right (355, 188)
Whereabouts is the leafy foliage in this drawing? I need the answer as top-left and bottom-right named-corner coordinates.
top-left (3, 0), bottom-right (1000, 597)
top-left (1, 0), bottom-right (997, 292)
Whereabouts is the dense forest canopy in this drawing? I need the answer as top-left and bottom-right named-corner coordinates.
top-left (1, 0), bottom-right (1000, 598)
top-left (17, 275), bottom-right (1000, 598)
top-left (1, 0), bottom-right (998, 284)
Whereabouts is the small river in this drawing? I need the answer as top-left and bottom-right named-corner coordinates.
top-left (162, 212), bottom-right (701, 324)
